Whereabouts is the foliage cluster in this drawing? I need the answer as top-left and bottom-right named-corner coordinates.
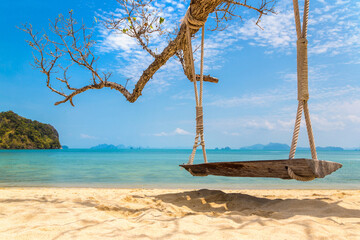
top-left (0, 111), bottom-right (61, 149)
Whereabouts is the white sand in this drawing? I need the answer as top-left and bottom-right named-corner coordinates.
top-left (0, 188), bottom-right (359, 239)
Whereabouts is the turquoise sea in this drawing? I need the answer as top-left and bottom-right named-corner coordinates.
top-left (0, 149), bottom-right (359, 189)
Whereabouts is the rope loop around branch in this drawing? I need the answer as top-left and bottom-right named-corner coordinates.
top-left (182, 7), bottom-right (207, 30)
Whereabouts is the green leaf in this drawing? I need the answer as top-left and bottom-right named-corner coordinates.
top-left (132, 17), bottom-right (136, 21)
top-left (122, 28), bottom-right (128, 33)
top-left (94, 16), bottom-right (98, 23)
top-left (159, 17), bottom-right (165, 24)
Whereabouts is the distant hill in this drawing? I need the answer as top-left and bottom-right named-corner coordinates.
top-left (240, 143), bottom-right (344, 151)
top-left (316, 146), bottom-right (344, 151)
top-left (90, 144), bottom-right (138, 150)
top-left (240, 143), bottom-right (290, 151)
top-left (296, 146), bottom-right (344, 151)
top-left (214, 146), bottom-right (231, 150)
top-left (0, 111), bottom-right (61, 149)
top-left (90, 144), bottom-right (118, 150)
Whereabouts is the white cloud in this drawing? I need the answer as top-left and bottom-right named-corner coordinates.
top-left (208, 64), bottom-right (360, 109)
top-left (278, 119), bottom-right (294, 129)
top-left (95, 0), bottom-right (359, 102)
top-left (80, 134), bottom-right (97, 139)
top-left (208, 87), bottom-right (293, 108)
top-left (281, 72), bottom-right (297, 82)
top-left (234, 9), bottom-right (296, 51)
top-left (98, 30), bottom-right (137, 53)
top-left (347, 115), bottom-right (360, 124)
top-left (93, 0), bottom-right (360, 138)
top-left (223, 131), bottom-right (241, 136)
top-left (171, 90), bottom-right (195, 101)
top-left (95, 0), bottom-right (360, 84)
top-left (207, 83), bottom-right (360, 135)
top-left (312, 115), bottom-right (346, 131)
top-left (233, 0), bottom-right (360, 59)
top-left (245, 120), bottom-right (275, 130)
top-left (95, 2), bottom-right (188, 92)
top-left (95, 1), bottom-right (259, 91)
top-left (174, 128), bottom-right (191, 135)
top-left (154, 128), bottom-right (192, 136)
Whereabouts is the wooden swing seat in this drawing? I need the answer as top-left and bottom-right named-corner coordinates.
top-left (180, 158), bottom-right (342, 179)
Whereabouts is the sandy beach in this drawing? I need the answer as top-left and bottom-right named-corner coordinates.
top-left (0, 188), bottom-right (359, 239)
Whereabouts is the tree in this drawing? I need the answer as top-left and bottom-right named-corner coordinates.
top-left (21, 0), bottom-right (276, 106)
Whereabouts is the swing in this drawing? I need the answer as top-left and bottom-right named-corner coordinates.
top-left (180, 0), bottom-right (342, 181)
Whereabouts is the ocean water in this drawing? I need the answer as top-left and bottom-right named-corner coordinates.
top-left (0, 149), bottom-right (359, 189)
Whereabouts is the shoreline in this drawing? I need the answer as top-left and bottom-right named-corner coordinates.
top-left (1, 183), bottom-right (360, 190)
top-left (1, 188), bottom-right (359, 239)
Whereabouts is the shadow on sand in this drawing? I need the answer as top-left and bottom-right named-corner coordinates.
top-left (153, 189), bottom-right (360, 219)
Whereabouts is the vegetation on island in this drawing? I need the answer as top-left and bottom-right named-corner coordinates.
top-left (0, 111), bottom-right (61, 149)
top-left (90, 144), bottom-right (141, 150)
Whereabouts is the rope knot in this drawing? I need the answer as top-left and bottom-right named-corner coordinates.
top-left (297, 37), bottom-right (309, 101)
top-left (182, 7), bottom-right (206, 30)
top-left (196, 106), bottom-right (204, 134)
top-left (297, 37), bottom-right (308, 45)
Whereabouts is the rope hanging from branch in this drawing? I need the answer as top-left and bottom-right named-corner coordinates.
top-left (288, 0), bottom-right (319, 180)
top-left (182, 7), bottom-right (208, 165)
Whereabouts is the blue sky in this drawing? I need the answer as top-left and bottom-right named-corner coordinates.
top-left (0, 0), bottom-right (359, 149)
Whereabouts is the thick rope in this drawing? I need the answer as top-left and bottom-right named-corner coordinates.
top-left (297, 38), bottom-right (309, 101)
top-left (303, 101), bottom-right (317, 160)
top-left (186, 24), bottom-right (199, 107)
top-left (199, 26), bottom-right (208, 163)
top-left (287, 167), bottom-right (315, 181)
top-left (186, 24), bottom-right (200, 165)
top-left (289, 0), bottom-right (318, 181)
top-left (183, 8), bottom-right (208, 165)
top-left (292, 0), bottom-right (302, 39)
top-left (289, 101), bottom-right (303, 159)
top-left (302, 0), bottom-right (310, 38)
top-left (184, 7), bottom-right (206, 30)
top-left (199, 27), bottom-right (205, 106)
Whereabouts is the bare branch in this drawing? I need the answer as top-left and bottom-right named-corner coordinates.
top-left (212, 0), bottom-right (276, 30)
top-left (54, 81), bottom-right (131, 106)
top-left (104, 0), bottom-right (166, 58)
top-left (22, 0), bottom-right (277, 106)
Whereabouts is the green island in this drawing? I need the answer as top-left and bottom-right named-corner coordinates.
top-left (0, 111), bottom-right (61, 149)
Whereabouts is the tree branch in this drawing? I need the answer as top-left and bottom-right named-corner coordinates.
top-left (22, 0), bottom-right (276, 106)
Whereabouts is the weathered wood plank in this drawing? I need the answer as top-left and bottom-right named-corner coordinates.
top-left (180, 158), bottom-right (342, 179)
